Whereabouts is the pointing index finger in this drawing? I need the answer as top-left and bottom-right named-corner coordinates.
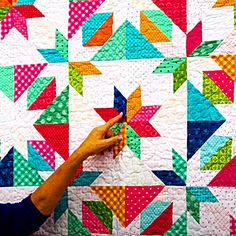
top-left (105, 112), bottom-right (123, 130)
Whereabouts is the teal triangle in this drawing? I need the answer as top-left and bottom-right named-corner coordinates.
top-left (142, 10), bottom-right (172, 40)
top-left (200, 136), bottom-right (231, 169)
top-left (0, 66), bottom-right (14, 101)
top-left (140, 201), bottom-right (171, 232)
top-left (82, 13), bottom-right (112, 45)
top-left (70, 171), bottom-right (101, 186)
top-left (126, 20), bottom-right (164, 59)
top-left (92, 21), bottom-right (126, 61)
top-left (27, 142), bottom-right (53, 171)
top-left (54, 189), bottom-right (68, 223)
top-left (187, 187), bottom-right (218, 202)
top-left (187, 81), bottom-right (225, 122)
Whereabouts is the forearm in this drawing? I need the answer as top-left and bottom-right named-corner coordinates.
top-left (31, 148), bottom-right (86, 216)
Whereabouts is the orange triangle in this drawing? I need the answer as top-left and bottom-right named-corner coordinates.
top-left (69, 62), bottom-right (101, 76)
top-left (0, 0), bottom-right (12, 7)
top-left (211, 54), bottom-right (236, 82)
top-left (127, 86), bottom-right (142, 121)
top-left (140, 12), bottom-right (171, 43)
top-left (90, 186), bottom-right (126, 226)
top-left (113, 123), bottom-right (127, 158)
top-left (213, 0), bottom-right (236, 7)
top-left (84, 14), bottom-right (113, 47)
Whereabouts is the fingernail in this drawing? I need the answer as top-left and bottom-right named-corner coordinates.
top-left (118, 135), bottom-right (123, 141)
top-left (120, 112), bottom-right (123, 116)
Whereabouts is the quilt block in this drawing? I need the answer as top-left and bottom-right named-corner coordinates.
top-left (0, 0), bottom-right (236, 235)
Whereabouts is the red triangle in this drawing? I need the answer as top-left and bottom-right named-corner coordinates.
top-left (230, 215), bottom-right (236, 235)
top-left (152, 0), bottom-right (187, 33)
top-left (82, 202), bottom-right (110, 234)
top-left (208, 156), bottom-right (236, 187)
top-left (14, 5), bottom-right (44, 19)
top-left (125, 186), bottom-right (164, 227)
top-left (94, 108), bottom-right (123, 122)
top-left (141, 203), bottom-right (173, 235)
top-left (14, 63), bottom-right (47, 101)
top-left (29, 78), bottom-right (56, 110)
top-left (187, 21), bottom-right (202, 55)
top-left (204, 70), bottom-right (234, 102)
top-left (34, 124), bottom-right (69, 160)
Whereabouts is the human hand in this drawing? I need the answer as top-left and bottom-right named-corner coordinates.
top-left (77, 112), bottom-right (123, 160)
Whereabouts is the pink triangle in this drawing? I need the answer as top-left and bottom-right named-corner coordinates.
top-left (14, 63), bottom-right (47, 102)
top-left (28, 140), bottom-right (55, 170)
top-left (152, 0), bottom-right (187, 33)
top-left (204, 70), bottom-right (234, 102)
top-left (187, 21), bottom-right (202, 56)
top-left (34, 124), bottom-right (69, 160)
top-left (230, 215), bottom-right (236, 236)
top-left (125, 186), bottom-right (164, 227)
top-left (28, 78), bottom-right (56, 110)
top-left (68, 0), bottom-right (106, 39)
top-left (208, 156), bottom-right (236, 187)
top-left (82, 202), bottom-right (110, 234)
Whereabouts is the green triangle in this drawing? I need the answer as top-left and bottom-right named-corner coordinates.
top-left (69, 64), bottom-right (83, 96)
top-left (35, 86), bottom-right (69, 124)
top-left (84, 201), bottom-right (113, 233)
top-left (163, 211), bottom-right (187, 236)
top-left (111, 122), bottom-right (125, 135)
top-left (172, 149), bottom-right (186, 182)
top-left (153, 58), bottom-right (185, 74)
top-left (13, 148), bottom-right (44, 186)
top-left (202, 139), bottom-right (232, 170)
top-left (56, 29), bottom-right (68, 61)
top-left (234, 5), bottom-right (236, 29)
top-left (0, 66), bottom-right (14, 101)
top-left (92, 21), bottom-right (126, 61)
top-left (173, 59), bottom-right (187, 93)
top-left (127, 125), bottom-right (141, 158)
top-left (203, 73), bottom-right (232, 104)
top-left (68, 209), bottom-right (92, 236)
top-left (27, 77), bottom-right (54, 108)
top-left (189, 40), bottom-right (223, 57)
top-left (142, 10), bottom-right (172, 40)
top-left (186, 190), bottom-right (199, 223)
top-left (0, 7), bottom-right (10, 21)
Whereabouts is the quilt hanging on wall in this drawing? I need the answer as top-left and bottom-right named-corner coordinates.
top-left (0, 0), bottom-right (236, 235)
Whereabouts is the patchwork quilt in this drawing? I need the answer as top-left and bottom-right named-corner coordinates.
top-left (0, 0), bottom-right (236, 235)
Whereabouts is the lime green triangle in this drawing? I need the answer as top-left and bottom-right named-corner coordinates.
top-left (186, 190), bottom-right (199, 223)
top-left (0, 7), bottom-right (10, 21)
top-left (164, 211), bottom-right (187, 235)
top-left (189, 40), bottom-right (223, 57)
top-left (85, 201), bottom-right (112, 233)
top-left (234, 6), bottom-right (236, 29)
top-left (69, 64), bottom-right (83, 96)
top-left (173, 59), bottom-right (187, 93)
top-left (172, 149), bottom-right (186, 182)
top-left (142, 10), bottom-right (172, 40)
top-left (68, 209), bottom-right (92, 236)
top-left (92, 21), bottom-right (126, 61)
top-left (13, 148), bottom-right (44, 186)
top-left (203, 73), bottom-right (232, 104)
top-left (202, 139), bottom-right (232, 170)
top-left (0, 66), bottom-right (14, 101)
top-left (127, 125), bottom-right (141, 158)
top-left (27, 77), bottom-right (54, 108)
top-left (35, 86), bottom-right (69, 124)
top-left (56, 30), bottom-right (68, 61)
top-left (153, 58), bottom-right (185, 74)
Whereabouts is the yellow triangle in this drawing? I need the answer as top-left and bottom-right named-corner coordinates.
top-left (211, 54), bottom-right (236, 82)
top-left (213, 0), bottom-right (236, 7)
top-left (140, 12), bottom-right (171, 43)
top-left (90, 186), bottom-right (126, 226)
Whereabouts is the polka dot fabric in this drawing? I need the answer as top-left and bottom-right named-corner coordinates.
top-left (14, 63), bottom-right (47, 101)
top-left (29, 140), bottom-right (55, 170)
top-left (68, 0), bottom-right (106, 39)
top-left (125, 186), bottom-right (164, 227)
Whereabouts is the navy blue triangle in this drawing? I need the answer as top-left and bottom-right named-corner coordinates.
top-left (0, 148), bottom-right (13, 187)
top-left (114, 86), bottom-right (127, 120)
top-left (152, 170), bottom-right (186, 186)
top-left (187, 120), bottom-right (225, 160)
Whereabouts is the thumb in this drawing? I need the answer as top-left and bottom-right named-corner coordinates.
top-left (103, 135), bottom-right (123, 147)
